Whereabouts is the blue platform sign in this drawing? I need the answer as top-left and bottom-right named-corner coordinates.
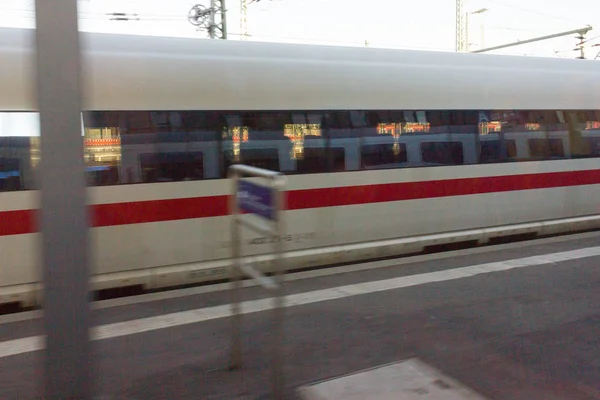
top-left (237, 180), bottom-right (275, 220)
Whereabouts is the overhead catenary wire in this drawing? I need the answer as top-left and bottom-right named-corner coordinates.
top-left (3, 0), bottom-right (597, 57)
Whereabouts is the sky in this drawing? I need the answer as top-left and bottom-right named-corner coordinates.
top-left (0, 0), bottom-right (599, 58)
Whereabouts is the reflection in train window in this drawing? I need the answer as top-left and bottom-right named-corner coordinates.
top-left (295, 147), bottom-right (346, 174)
top-left (421, 142), bottom-right (464, 165)
top-left (86, 165), bottom-right (120, 187)
top-left (223, 148), bottom-right (280, 173)
top-left (140, 152), bottom-right (204, 183)
top-left (528, 138), bottom-right (565, 159)
top-left (361, 143), bottom-right (408, 169)
top-left (296, 148), bottom-right (327, 174)
top-left (327, 111), bottom-right (353, 129)
top-left (0, 108), bottom-right (585, 192)
top-left (585, 137), bottom-right (600, 156)
top-left (0, 158), bottom-right (21, 191)
top-left (328, 148), bottom-right (347, 172)
top-left (479, 140), bottom-right (517, 163)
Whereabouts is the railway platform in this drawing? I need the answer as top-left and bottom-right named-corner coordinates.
top-left (1, 231), bottom-right (600, 399)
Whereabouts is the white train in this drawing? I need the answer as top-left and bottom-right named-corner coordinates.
top-left (1, 26), bottom-right (600, 307)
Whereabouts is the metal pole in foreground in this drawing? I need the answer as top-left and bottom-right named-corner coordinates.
top-left (272, 176), bottom-right (286, 399)
top-left (229, 170), bottom-right (243, 370)
top-left (34, 1), bottom-right (91, 399)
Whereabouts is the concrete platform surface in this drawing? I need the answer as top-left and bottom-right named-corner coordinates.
top-left (2, 232), bottom-right (600, 399)
top-left (298, 358), bottom-right (489, 400)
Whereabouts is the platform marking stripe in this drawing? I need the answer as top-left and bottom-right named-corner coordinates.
top-left (1, 246), bottom-right (600, 359)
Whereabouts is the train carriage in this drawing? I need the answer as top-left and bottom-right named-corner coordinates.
top-left (1, 26), bottom-right (600, 307)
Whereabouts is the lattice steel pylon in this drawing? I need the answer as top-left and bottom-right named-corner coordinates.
top-left (456, 0), bottom-right (468, 51)
top-left (240, 0), bottom-right (249, 40)
top-left (241, 0), bottom-right (267, 41)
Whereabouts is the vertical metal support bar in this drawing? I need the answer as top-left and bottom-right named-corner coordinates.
top-left (220, 0), bottom-right (228, 39)
top-left (34, 0), bottom-right (91, 399)
top-left (272, 176), bottom-right (286, 400)
top-left (230, 170), bottom-right (242, 370)
top-left (208, 0), bottom-right (217, 39)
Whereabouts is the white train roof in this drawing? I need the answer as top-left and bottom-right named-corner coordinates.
top-left (1, 27), bottom-right (600, 112)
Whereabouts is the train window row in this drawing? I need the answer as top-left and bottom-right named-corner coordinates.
top-left (0, 109), bottom-right (600, 190)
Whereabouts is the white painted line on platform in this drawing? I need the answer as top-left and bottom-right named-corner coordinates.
top-left (298, 358), bottom-right (489, 400)
top-left (1, 245), bottom-right (600, 359)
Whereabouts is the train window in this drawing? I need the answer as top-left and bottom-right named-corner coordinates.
top-left (361, 143), bottom-right (408, 169)
top-left (180, 112), bottom-right (208, 130)
top-left (86, 165), bottom-right (120, 187)
top-left (123, 112), bottom-right (154, 134)
top-left (83, 114), bottom-right (123, 186)
top-left (241, 148), bottom-right (280, 170)
top-left (479, 140), bottom-right (517, 163)
top-left (150, 112), bottom-right (173, 131)
top-left (585, 137), bottom-right (600, 156)
top-left (327, 112), bottom-right (352, 129)
top-left (222, 148), bottom-right (280, 173)
top-left (328, 147), bottom-right (347, 172)
top-left (0, 158), bottom-right (22, 191)
top-left (10, 108), bottom-right (595, 188)
top-left (421, 142), bottom-right (464, 165)
top-left (140, 152), bottom-right (204, 183)
top-left (583, 111), bottom-right (600, 129)
top-left (296, 148), bottom-right (327, 174)
top-left (403, 111), bottom-right (428, 124)
top-left (349, 111), bottom-right (368, 127)
top-left (528, 138), bottom-right (565, 159)
top-left (257, 112), bottom-right (290, 131)
top-left (294, 146), bottom-right (346, 174)
top-left (0, 118), bottom-right (38, 190)
top-left (220, 112), bottom-right (294, 175)
top-left (82, 111), bottom-right (122, 130)
top-left (426, 110), bottom-right (480, 134)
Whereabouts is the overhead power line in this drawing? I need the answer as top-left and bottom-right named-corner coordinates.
top-left (471, 25), bottom-right (593, 59)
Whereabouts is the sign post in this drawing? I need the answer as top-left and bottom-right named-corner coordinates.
top-left (228, 164), bottom-right (286, 400)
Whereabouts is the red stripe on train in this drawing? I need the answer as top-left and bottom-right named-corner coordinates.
top-left (2, 169), bottom-right (600, 236)
top-left (91, 195), bottom-right (229, 227)
top-left (287, 169), bottom-right (600, 208)
top-left (0, 209), bottom-right (37, 236)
